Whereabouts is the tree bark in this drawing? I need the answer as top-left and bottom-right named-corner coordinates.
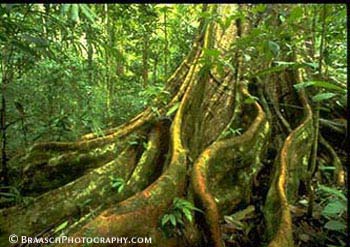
top-left (0, 5), bottom-right (329, 247)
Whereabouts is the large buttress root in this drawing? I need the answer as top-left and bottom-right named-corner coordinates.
top-left (192, 87), bottom-right (270, 247)
top-left (59, 51), bottom-right (202, 247)
top-left (0, 147), bottom-right (138, 245)
top-left (0, 125), bottom-right (167, 246)
top-left (264, 77), bottom-right (314, 247)
top-left (1, 5), bottom-right (334, 247)
top-left (8, 41), bottom-right (203, 197)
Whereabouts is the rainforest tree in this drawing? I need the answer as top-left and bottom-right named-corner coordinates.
top-left (0, 4), bottom-right (347, 247)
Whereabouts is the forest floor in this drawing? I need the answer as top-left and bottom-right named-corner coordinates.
top-left (222, 149), bottom-right (347, 247)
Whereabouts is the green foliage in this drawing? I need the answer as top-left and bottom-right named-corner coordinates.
top-left (317, 184), bottom-right (347, 234)
top-left (318, 184), bottom-right (346, 202)
top-left (60, 4), bottom-right (96, 23)
top-left (224, 205), bottom-right (255, 235)
top-left (312, 93), bottom-right (337, 102)
top-left (0, 186), bottom-right (22, 205)
top-left (222, 127), bottom-right (243, 138)
top-left (54, 220), bottom-right (69, 233)
top-left (166, 102), bottom-right (180, 117)
top-left (265, 40), bottom-right (280, 58)
top-left (294, 80), bottom-right (345, 104)
top-left (160, 197), bottom-right (203, 237)
top-left (1, 4), bottom-right (201, 155)
top-left (109, 176), bottom-right (125, 193)
top-left (294, 81), bottom-right (344, 92)
top-left (138, 84), bottom-right (170, 107)
top-left (324, 220), bottom-right (346, 232)
top-left (244, 95), bottom-right (259, 104)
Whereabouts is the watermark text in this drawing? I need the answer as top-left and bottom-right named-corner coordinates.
top-left (9, 234), bottom-right (152, 245)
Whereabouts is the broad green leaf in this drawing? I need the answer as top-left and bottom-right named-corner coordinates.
top-left (111, 181), bottom-right (122, 188)
top-left (80, 4), bottom-right (95, 23)
top-left (110, 177), bottom-right (125, 192)
top-left (324, 220), bottom-right (346, 231)
top-left (294, 81), bottom-right (344, 92)
top-left (310, 81), bottom-right (344, 92)
top-left (318, 184), bottom-right (346, 201)
top-left (54, 221), bottom-right (68, 233)
top-left (161, 214), bottom-right (170, 226)
top-left (298, 199), bottom-right (309, 206)
top-left (176, 217), bottom-right (184, 225)
top-left (166, 102), bottom-right (180, 116)
top-left (128, 141), bottom-right (138, 146)
top-left (319, 165), bottom-right (336, 171)
top-left (117, 184), bottom-right (124, 193)
top-left (169, 214), bottom-right (176, 226)
top-left (294, 81), bottom-right (317, 90)
top-left (279, 15), bottom-right (286, 23)
top-left (322, 200), bottom-right (346, 217)
top-left (70, 4), bottom-right (80, 23)
top-left (312, 93), bottom-right (337, 102)
top-left (191, 207), bottom-right (204, 214)
top-left (182, 208), bottom-right (193, 222)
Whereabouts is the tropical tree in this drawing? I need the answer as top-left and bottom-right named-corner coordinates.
top-left (0, 4), bottom-right (346, 247)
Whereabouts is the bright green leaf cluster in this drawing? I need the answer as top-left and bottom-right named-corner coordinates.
top-left (318, 184), bottom-right (347, 233)
top-left (160, 197), bottom-right (203, 235)
top-left (109, 176), bottom-right (125, 193)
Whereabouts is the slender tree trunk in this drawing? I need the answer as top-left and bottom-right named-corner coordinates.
top-left (164, 8), bottom-right (168, 77)
top-left (104, 4), bottom-right (111, 118)
top-left (0, 78), bottom-right (8, 187)
top-left (86, 31), bottom-right (93, 84)
top-left (0, 44), bottom-right (12, 187)
top-left (142, 37), bottom-right (149, 88)
top-left (153, 56), bottom-right (158, 83)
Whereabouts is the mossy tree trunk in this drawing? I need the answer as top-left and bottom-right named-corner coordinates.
top-left (0, 5), bottom-right (340, 247)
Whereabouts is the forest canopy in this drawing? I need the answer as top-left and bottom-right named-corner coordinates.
top-left (0, 3), bottom-right (347, 247)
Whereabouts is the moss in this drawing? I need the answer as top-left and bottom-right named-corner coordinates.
top-left (264, 86), bottom-right (314, 247)
top-left (0, 147), bottom-right (139, 244)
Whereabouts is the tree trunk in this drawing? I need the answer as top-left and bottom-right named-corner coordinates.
top-left (0, 5), bottom-right (321, 247)
top-left (164, 8), bottom-right (168, 78)
top-left (142, 38), bottom-right (149, 88)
